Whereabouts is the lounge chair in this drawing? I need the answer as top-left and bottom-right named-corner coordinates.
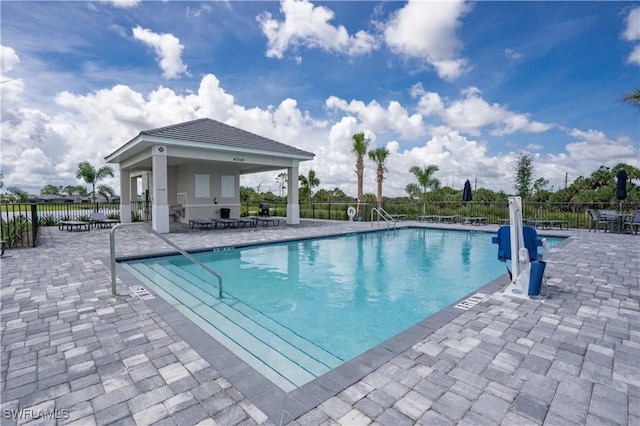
top-left (623, 210), bottom-right (640, 234)
top-left (463, 217), bottom-right (488, 225)
top-left (236, 217), bottom-right (257, 228)
top-left (189, 219), bottom-right (216, 230)
top-left (211, 218), bottom-right (241, 229)
top-left (90, 212), bottom-right (120, 229)
top-left (249, 216), bottom-right (280, 226)
top-left (58, 220), bottom-right (91, 231)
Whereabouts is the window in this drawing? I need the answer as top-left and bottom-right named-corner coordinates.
top-left (195, 174), bottom-right (210, 198)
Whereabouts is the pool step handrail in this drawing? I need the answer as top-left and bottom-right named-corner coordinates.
top-left (371, 207), bottom-right (397, 230)
top-left (109, 222), bottom-right (223, 298)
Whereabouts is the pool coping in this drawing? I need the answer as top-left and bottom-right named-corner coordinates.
top-left (111, 226), bottom-right (571, 424)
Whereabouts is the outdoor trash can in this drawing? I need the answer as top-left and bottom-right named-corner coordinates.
top-left (259, 203), bottom-right (270, 217)
top-left (220, 208), bottom-right (230, 219)
top-left (528, 260), bottom-right (546, 296)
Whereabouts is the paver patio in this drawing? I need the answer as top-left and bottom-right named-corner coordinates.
top-left (1, 220), bottom-right (638, 425)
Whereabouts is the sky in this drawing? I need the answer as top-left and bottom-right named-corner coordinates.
top-left (1, 0), bottom-right (639, 198)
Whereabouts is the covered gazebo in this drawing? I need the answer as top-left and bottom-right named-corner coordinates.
top-left (105, 118), bottom-right (315, 233)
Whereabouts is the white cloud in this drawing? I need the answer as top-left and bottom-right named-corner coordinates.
top-left (556, 128), bottom-right (639, 179)
top-left (1, 72), bottom-right (637, 198)
top-left (622, 6), bottom-right (640, 41)
top-left (325, 96), bottom-right (425, 139)
top-left (186, 4), bottom-right (213, 19)
top-left (627, 45), bottom-right (640, 65)
top-left (505, 48), bottom-right (523, 60)
top-left (383, 0), bottom-right (471, 81)
top-left (100, 0), bottom-right (140, 9)
top-left (411, 84), bottom-right (553, 136)
top-left (257, 0), bottom-right (378, 59)
top-left (131, 26), bottom-right (188, 79)
top-left (1, 45), bottom-right (20, 74)
top-left (622, 7), bottom-right (640, 65)
top-left (0, 45), bottom-right (25, 122)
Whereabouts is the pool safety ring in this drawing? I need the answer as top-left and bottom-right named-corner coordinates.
top-left (347, 206), bottom-right (356, 220)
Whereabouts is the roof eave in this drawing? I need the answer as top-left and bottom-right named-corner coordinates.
top-left (107, 134), bottom-right (314, 164)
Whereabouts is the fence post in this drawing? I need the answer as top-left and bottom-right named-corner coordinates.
top-left (31, 203), bottom-right (38, 247)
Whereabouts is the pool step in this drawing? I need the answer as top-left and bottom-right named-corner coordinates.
top-left (166, 263), bottom-right (342, 369)
top-left (123, 262), bottom-right (339, 391)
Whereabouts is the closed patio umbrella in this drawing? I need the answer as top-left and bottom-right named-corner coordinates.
top-left (462, 179), bottom-right (473, 202)
top-left (616, 168), bottom-right (628, 212)
top-left (616, 168), bottom-right (628, 201)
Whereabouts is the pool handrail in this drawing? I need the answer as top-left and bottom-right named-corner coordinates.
top-left (371, 207), bottom-right (397, 230)
top-left (109, 222), bottom-right (223, 298)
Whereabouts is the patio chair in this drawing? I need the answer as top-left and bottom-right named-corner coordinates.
top-left (623, 210), bottom-right (640, 234)
top-left (90, 212), bottom-right (120, 229)
top-left (587, 209), bottom-right (614, 232)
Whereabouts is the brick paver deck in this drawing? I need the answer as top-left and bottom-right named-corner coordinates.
top-left (1, 220), bottom-right (638, 425)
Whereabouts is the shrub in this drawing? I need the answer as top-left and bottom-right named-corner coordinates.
top-left (38, 215), bottom-right (58, 226)
top-left (1, 215), bottom-right (31, 247)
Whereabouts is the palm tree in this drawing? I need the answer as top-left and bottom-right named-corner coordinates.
top-left (97, 184), bottom-right (116, 202)
top-left (76, 161), bottom-right (114, 206)
top-left (407, 165), bottom-right (440, 214)
top-left (368, 147), bottom-right (390, 208)
top-left (622, 88), bottom-right (640, 110)
top-left (298, 169), bottom-right (320, 209)
top-left (5, 186), bottom-right (29, 203)
top-left (351, 132), bottom-right (370, 202)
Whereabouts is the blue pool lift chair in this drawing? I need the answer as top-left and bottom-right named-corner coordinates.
top-left (493, 225), bottom-right (543, 263)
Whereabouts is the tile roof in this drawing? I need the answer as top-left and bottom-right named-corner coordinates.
top-left (140, 118), bottom-right (314, 158)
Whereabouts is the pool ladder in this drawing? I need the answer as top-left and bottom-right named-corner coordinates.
top-left (109, 222), bottom-right (223, 298)
top-left (371, 207), bottom-right (397, 230)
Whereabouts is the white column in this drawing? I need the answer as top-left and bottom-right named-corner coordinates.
top-left (119, 168), bottom-right (132, 223)
top-left (130, 176), bottom-right (137, 219)
top-left (152, 145), bottom-right (170, 233)
top-left (286, 165), bottom-right (300, 225)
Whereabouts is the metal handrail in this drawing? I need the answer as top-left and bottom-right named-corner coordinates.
top-left (371, 207), bottom-right (397, 230)
top-left (109, 223), bottom-right (223, 298)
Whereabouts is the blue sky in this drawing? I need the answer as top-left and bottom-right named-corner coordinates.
top-left (1, 0), bottom-right (639, 196)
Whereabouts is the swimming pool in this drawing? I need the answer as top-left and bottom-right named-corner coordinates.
top-left (123, 228), bottom-right (560, 391)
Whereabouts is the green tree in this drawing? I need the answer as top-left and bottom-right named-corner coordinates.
top-left (64, 185), bottom-right (88, 196)
top-left (352, 132), bottom-right (370, 202)
top-left (41, 184), bottom-right (63, 195)
top-left (275, 172), bottom-right (287, 197)
top-left (97, 184), bottom-right (116, 201)
top-left (299, 169), bottom-right (320, 208)
top-left (406, 165), bottom-right (440, 214)
top-left (513, 152), bottom-right (534, 198)
top-left (362, 193), bottom-right (377, 203)
top-left (368, 147), bottom-right (390, 208)
top-left (76, 162), bottom-right (114, 204)
top-left (6, 186), bottom-right (29, 202)
top-left (622, 88), bottom-right (640, 110)
top-left (240, 186), bottom-right (257, 202)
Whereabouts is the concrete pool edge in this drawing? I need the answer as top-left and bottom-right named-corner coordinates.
top-left (108, 227), bottom-right (571, 424)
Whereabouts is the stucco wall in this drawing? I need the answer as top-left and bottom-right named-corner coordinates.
top-left (172, 163), bottom-right (241, 220)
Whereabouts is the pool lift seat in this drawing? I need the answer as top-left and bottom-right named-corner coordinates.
top-left (492, 197), bottom-right (547, 299)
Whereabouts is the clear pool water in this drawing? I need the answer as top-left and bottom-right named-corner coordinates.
top-left (124, 228), bottom-right (561, 391)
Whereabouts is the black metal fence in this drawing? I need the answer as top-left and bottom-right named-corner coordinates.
top-left (242, 200), bottom-right (640, 229)
top-left (0, 202), bottom-right (120, 249)
top-left (2, 200), bottom-right (638, 250)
